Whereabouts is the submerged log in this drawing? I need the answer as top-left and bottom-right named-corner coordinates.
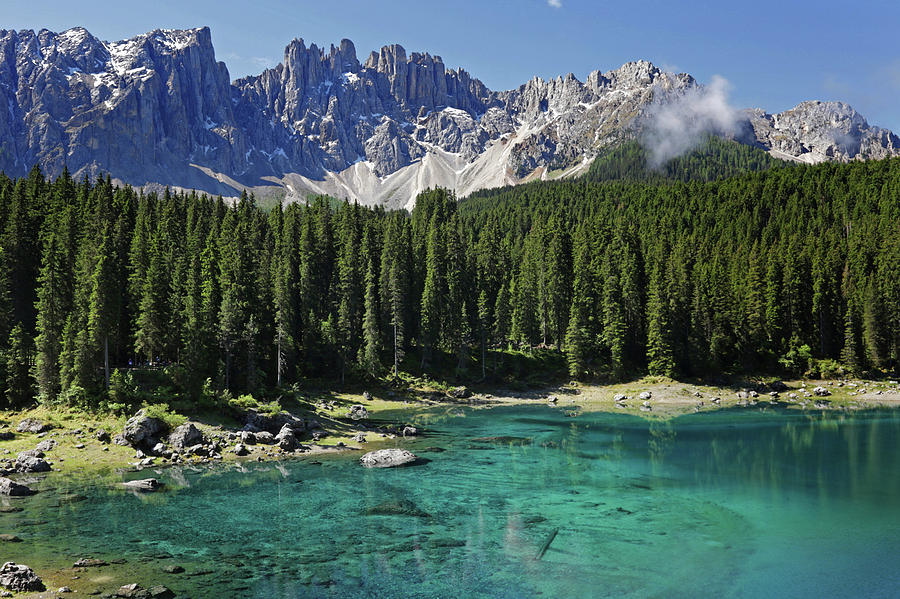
top-left (535, 527), bottom-right (559, 560)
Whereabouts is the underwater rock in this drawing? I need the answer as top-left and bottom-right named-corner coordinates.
top-left (0, 477), bottom-right (34, 496)
top-left (117, 583), bottom-right (149, 597)
top-left (73, 558), bottom-right (108, 568)
top-left (162, 565), bottom-right (184, 574)
top-left (470, 436), bottom-right (532, 445)
top-left (121, 478), bottom-right (163, 493)
top-left (364, 499), bottom-right (431, 518)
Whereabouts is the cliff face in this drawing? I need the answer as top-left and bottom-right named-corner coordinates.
top-left (1, 26), bottom-right (897, 207)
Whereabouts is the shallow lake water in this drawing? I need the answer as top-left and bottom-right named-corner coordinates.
top-left (3, 405), bottom-right (899, 598)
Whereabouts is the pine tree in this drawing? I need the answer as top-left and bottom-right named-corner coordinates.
top-left (360, 224), bottom-right (382, 376)
top-left (5, 323), bottom-right (33, 407)
top-left (646, 262), bottom-right (676, 377)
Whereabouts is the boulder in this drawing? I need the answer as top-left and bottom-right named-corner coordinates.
top-left (95, 429), bottom-right (111, 443)
top-left (770, 381), bottom-right (788, 392)
top-left (232, 444), bottom-right (249, 456)
top-left (638, 391), bottom-right (652, 401)
top-left (240, 431), bottom-right (257, 445)
top-left (348, 405), bottom-right (369, 420)
top-left (0, 562), bottom-right (44, 592)
top-left (0, 477), bottom-right (34, 496)
top-left (613, 394), bottom-right (627, 403)
top-left (186, 444), bottom-right (208, 457)
top-left (122, 409), bottom-right (166, 447)
top-left (121, 478), bottom-right (163, 493)
top-left (34, 439), bottom-right (57, 452)
top-left (360, 448), bottom-right (418, 468)
top-left (168, 423), bottom-right (204, 450)
top-left (275, 425), bottom-right (297, 451)
top-left (0, 432), bottom-right (13, 441)
top-left (150, 443), bottom-right (168, 457)
top-left (254, 431), bottom-right (276, 445)
top-left (15, 455), bottom-right (51, 473)
top-left (352, 432), bottom-right (367, 443)
top-left (16, 419), bottom-right (50, 434)
top-left (449, 386), bottom-right (472, 399)
top-left (401, 426), bottom-right (419, 437)
top-left (547, 395), bottom-right (558, 404)
top-left (0, 535), bottom-right (21, 543)
top-left (813, 386), bottom-right (831, 397)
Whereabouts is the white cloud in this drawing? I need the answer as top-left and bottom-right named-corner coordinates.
top-left (642, 75), bottom-right (740, 167)
top-left (548, 0), bottom-right (563, 8)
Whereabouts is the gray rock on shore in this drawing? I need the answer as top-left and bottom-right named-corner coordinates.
top-left (360, 448), bottom-right (418, 468)
top-left (123, 409), bottom-right (166, 447)
top-left (16, 419), bottom-right (50, 434)
top-left (275, 425), bottom-right (297, 451)
top-left (232, 444), bottom-right (250, 456)
top-left (168, 423), bottom-right (204, 450)
top-left (449, 386), bottom-right (472, 399)
top-left (14, 455), bottom-right (51, 473)
top-left (349, 405), bottom-right (369, 420)
top-left (255, 431), bottom-right (276, 445)
top-left (0, 562), bottom-right (44, 592)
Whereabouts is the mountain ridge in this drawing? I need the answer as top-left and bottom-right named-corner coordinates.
top-left (1, 25), bottom-right (898, 207)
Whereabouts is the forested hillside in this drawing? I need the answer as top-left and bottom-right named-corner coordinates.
top-left (585, 137), bottom-right (786, 183)
top-left (0, 156), bottom-right (898, 410)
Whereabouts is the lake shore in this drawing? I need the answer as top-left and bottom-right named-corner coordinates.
top-left (1, 378), bottom-right (898, 597)
top-left (2, 377), bottom-right (899, 480)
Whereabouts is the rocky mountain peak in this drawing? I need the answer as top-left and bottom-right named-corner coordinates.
top-left (0, 26), bottom-right (897, 208)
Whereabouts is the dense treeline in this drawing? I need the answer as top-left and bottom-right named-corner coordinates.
top-left (0, 155), bottom-right (898, 409)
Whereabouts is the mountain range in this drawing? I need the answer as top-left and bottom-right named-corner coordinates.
top-left (1, 25), bottom-right (899, 208)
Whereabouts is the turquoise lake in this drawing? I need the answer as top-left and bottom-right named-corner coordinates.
top-left (4, 405), bottom-right (900, 598)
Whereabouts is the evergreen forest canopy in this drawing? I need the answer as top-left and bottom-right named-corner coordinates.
top-left (0, 147), bottom-right (898, 411)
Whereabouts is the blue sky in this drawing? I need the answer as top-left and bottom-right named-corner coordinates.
top-left (5, 0), bottom-right (900, 130)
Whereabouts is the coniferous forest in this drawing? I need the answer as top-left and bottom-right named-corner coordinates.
top-left (0, 149), bottom-right (899, 410)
